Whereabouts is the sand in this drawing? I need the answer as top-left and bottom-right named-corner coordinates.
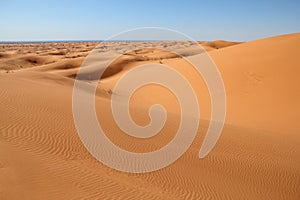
top-left (0, 34), bottom-right (299, 199)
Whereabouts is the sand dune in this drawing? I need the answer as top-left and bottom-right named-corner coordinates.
top-left (210, 33), bottom-right (300, 134)
top-left (0, 34), bottom-right (299, 199)
top-left (201, 40), bottom-right (242, 49)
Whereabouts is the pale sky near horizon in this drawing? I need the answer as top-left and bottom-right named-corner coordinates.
top-left (1, 0), bottom-right (300, 41)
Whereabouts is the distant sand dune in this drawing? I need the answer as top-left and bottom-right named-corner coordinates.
top-left (201, 40), bottom-right (242, 49)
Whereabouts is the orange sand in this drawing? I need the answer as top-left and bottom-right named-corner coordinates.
top-left (0, 34), bottom-right (299, 199)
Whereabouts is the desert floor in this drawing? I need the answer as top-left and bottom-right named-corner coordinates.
top-left (0, 34), bottom-right (299, 199)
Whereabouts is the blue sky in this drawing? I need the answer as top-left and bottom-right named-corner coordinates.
top-left (1, 0), bottom-right (300, 41)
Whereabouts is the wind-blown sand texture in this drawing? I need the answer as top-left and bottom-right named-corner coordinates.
top-left (0, 34), bottom-right (299, 199)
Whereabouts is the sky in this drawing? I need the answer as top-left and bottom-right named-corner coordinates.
top-left (1, 0), bottom-right (300, 41)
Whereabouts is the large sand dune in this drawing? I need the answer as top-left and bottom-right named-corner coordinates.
top-left (0, 34), bottom-right (299, 199)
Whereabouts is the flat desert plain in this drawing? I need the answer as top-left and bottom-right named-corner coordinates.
top-left (0, 33), bottom-right (299, 199)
